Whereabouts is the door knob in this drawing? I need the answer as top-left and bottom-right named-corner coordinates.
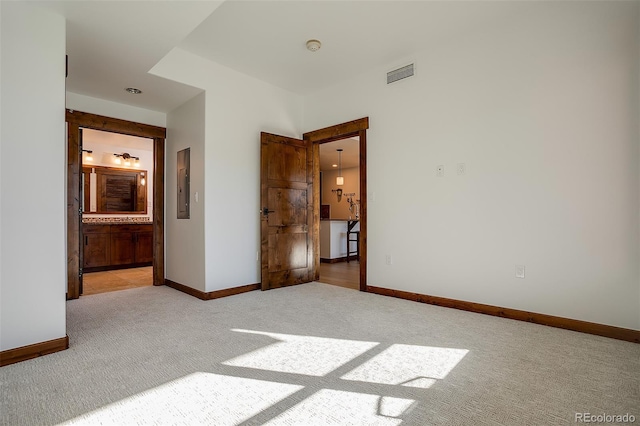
top-left (261, 207), bottom-right (275, 216)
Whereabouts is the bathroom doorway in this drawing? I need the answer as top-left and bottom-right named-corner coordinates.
top-left (66, 110), bottom-right (166, 300)
top-left (80, 128), bottom-right (155, 296)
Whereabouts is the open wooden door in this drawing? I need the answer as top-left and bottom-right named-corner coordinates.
top-left (260, 132), bottom-right (314, 290)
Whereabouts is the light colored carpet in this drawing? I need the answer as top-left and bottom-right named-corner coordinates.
top-left (0, 282), bottom-right (638, 425)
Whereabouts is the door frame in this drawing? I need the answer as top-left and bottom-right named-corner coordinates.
top-left (303, 117), bottom-right (369, 291)
top-left (66, 110), bottom-right (166, 299)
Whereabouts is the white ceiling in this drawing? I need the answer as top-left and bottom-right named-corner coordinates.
top-left (32, 0), bottom-right (523, 171)
top-left (319, 138), bottom-right (360, 172)
top-left (32, 0), bottom-right (522, 113)
top-left (179, 1), bottom-right (518, 95)
top-left (33, 0), bottom-right (223, 113)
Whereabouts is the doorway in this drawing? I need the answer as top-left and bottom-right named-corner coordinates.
top-left (259, 118), bottom-right (368, 292)
top-left (303, 117), bottom-right (369, 292)
top-left (318, 137), bottom-right (361, 290)
top-left (66, 110), bottom-right (166, 300)
top-left (80, 128), bottom-right (155, 296)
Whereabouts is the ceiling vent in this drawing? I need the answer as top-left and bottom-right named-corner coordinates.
top-left (387, 64), bottom-right (414, 84)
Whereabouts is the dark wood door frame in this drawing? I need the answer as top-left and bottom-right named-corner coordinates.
top-left (66, 110), bottom-right (166, 299)
top-left (303, 117), bottom-right (369, 291)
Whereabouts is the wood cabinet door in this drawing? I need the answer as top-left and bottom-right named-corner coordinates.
top-left (83, 233), bottom-right (111, 268)
top-left (260, 132), bottom-right (314, 290)
top-left (135, 232), bottom-right (153, 263)
top-left (110, 232), bottom-right (135, 265)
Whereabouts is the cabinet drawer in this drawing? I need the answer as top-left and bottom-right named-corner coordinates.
top-left (83, 224), bottom-right (111, 234)
top-left (111, 224), bottom-right (152, 233)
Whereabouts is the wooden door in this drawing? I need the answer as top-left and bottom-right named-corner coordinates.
top-left (260, 132), bottom-right (314, 290)
top-left (78, 128), bottom-right (84, 295)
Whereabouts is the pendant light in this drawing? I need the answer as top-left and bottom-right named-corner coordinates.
top-left (336, 149), bottom-right (344, 186)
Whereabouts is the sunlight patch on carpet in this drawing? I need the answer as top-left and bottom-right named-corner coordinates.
top-left (223, 329), bottom-right (379, 376)
top-left (59, 373), bottom-right (302, 426)
top-left (263, 389), bottom-right (415, 426)
top-left (341, 344), bottom-right (468, 388)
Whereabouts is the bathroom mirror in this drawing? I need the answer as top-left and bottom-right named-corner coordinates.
top-left (82, 166), bottom-right (147, 214)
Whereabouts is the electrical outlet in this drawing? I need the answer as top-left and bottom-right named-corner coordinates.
top-left (515, 265), bottom-right (525, 279)
top-left (457, 163), bottom-right (466, 175)
top-left (386, 254), bottom-right (393, 265)
top-left (436, 165), bottom-right (444, 177)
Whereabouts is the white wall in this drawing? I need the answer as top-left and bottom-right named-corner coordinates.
top-left (0, 2), bottom-right (66, 350)
top-left (304, 2), bottom-right (640, 330)
top-left (0, 0), bottom-right (3, 327)
top-left (166, 92), bottom-right (206, 291)
top-left (322, 167), bottom-right (360, 220)
top-left (151, 48), bottom-right (303, 292)
top-left (66, 92), bottom-right (166, 128)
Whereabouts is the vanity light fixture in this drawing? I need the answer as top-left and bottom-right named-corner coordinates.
top-left (82, 149), bottom-right (93, 162)
top-left (336, 149), bottom-right (344, 186)
top-left (113, 152), bottom-right (139, 167)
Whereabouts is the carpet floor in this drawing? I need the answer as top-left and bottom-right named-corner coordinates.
top-left (1, 283), bottom-right (638, 425)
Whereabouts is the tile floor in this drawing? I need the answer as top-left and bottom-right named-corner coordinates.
top-left (82, 266), bottom-right (153, 296)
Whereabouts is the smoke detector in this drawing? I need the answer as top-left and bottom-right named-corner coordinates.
top-left (306, 39), bottom-right (321, 52)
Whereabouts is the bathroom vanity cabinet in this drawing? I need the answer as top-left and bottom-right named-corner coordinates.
top-left (83, 223), bottom-right (153, 271)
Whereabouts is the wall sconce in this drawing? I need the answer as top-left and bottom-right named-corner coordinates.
top-left (336, 149), bottom-right (344, 186)
top-left (82, 149), bottom-right (93, 162)
top-left (331, 188), bottom-right (343, 202)
top-left (113, 152), bottom-right (139, 167)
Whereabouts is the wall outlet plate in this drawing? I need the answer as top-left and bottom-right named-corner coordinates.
top-left (385, 254), bottom-right (393, 265)
top-left (516, 265), bottom-right (525, 279)
top-left (457, 163), bottom-right (466, 175)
